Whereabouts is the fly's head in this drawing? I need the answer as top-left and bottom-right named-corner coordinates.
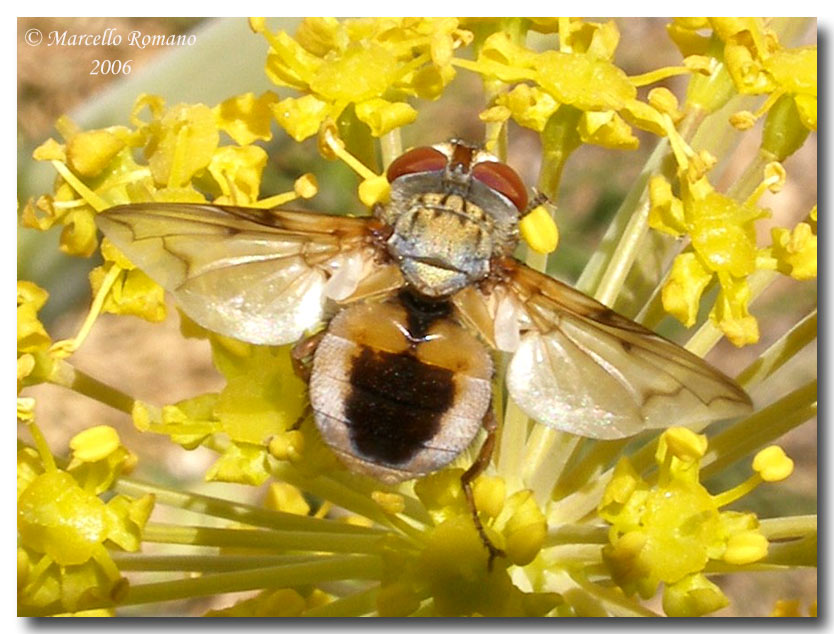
top-left (377, 140), bottom-right (527, 299)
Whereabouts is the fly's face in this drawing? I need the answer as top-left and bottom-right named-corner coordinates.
top-left (377, 141), bottom-right (527, 298)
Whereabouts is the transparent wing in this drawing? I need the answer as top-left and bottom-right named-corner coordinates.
top-left (96, 203), bottom-right (381, 345)
top-left (490, 259), bottom-right (753, 439)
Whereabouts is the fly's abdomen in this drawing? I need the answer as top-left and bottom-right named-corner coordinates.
top-left (309, 298), bottom-right (493, 483)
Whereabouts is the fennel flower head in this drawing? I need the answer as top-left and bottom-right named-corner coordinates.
top-left (18, 17), bottom-right (816, 617)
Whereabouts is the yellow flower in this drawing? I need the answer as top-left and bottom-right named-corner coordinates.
top-left (599, 428), bottom-right (784, 616)
top-left (66, 129), bottom-right (127, 178)
top-left (649, 171), bottom-right (773, 345)
top-left (134, 329), bottom-right (309, 486)
top-left (770, 220), bottom-right (817, 281)
top-left (366, 468), bottom-right (556, 616)
top-left (354, 98), bottom-right (418, 137)
top-left (704, 19), bottom-right (817, 131)
top-left (208, 144), bottom-right (269, 205)
top-left (17, 425), bottom-right (153, 613)
top-left (261, 18), bottom-right (470, 141)
top-left (17, 281), bottom-right (56, 393)
top-left (89, 262), bottom-right (167, 324)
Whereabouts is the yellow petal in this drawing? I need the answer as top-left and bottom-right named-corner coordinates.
top-left (32, 138), bottom-right (66, 162)
top-left (661, 253), bottom-right (713, 327)
top-left (69, 425), bottom-right (121, 463)
top-left (710, 273), bottom-right (759, 347)
top-left (271, 95), bottom-right (330, 142)
top-left (771, 223), bottom-right (817, 280)
top-left (536, 51), bottom-right (636, 111)
top-left (147, 103), bottom-right (219, 188)
top-left (354, 98), bottom-right (417, 137)
top-left (662, 573), bottom-right (729, 617)
top-left (66, 129), bottom-right (126, 178)
top-left (578, 110), bottom-right (639, 150)
top-left (214, 91), bottom-right (278, 145)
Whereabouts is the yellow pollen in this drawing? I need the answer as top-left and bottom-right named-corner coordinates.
top-left (520, 205), bottom-right (559, 254)
top-left (294, 173), bottom-right (319, 199)
top-left (69, 425), bottom-right (121, 463)
top-left (358, 175), bottom-right (391, 208)
top-left (752, 446), bottom-right (794, 482)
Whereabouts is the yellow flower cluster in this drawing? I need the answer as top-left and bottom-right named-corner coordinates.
top-left (133, 327), bottom-right (314, 486)
top-left (374, 469), bottom-right (555, 617)
top-left (648, 18), bottom-right (817, 346)
top-left (599, 427), bottom-right (793, 616)
top-left (649, 173), bottom-right (770, 345)
top-left (23, 93), bottom-right (315, 326)
top-left (253, 17), bottom-right (471, 139)
top-left (18, 425), bottom-right (154, 614)
top-left (672, 19), bottom-right (816, 132)
top-left (476, 21), bottom-right (663, 148)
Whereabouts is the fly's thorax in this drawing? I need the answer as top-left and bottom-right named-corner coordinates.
top-left (308, 296), bottom-right (493, 483)
top-left (379, 171), bottom-right (520, 298)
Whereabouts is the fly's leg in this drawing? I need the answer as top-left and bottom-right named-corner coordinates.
top-left (289, 331), bottom-right (325, 430)
top-left (290, 331), bottom-right (325, 382)
top-left (461, 406), bottom-right (505, 570)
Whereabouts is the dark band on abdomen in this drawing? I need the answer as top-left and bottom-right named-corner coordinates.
top-left (345, 347), bottom-right (455, 465)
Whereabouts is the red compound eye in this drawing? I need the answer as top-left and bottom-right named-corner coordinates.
top-left (471, 160), bottom-right (528, 212)
top-left (386, 146), bottom-right (448, 182)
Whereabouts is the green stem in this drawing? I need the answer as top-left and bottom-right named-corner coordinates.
top-left (523, 428), bottom-right (579, 506)
top-left (22, 555), bottom-right (384, 616)
top-left (122, 554), bottom-right (383, 607)
top-left (48, 360), bottom-right (135, 414)
top-left (547, 472), bottom-right (612, 526)
top-left (726, 151), bottom-right (771, 201)
top-left (759, 514), bottom-right (817, 540)
top-left (575, 137), bottom-right (670, 298)
top-left (537, 106), bottom-right (582, 199)
top-left (542, 568), bottom-right (657, 617)
top-left (23, 420), bottom-right (57, 472)
top-left (544, 523), bottom-right (608, 547)
top-left (379, 128), bottom-right (402, 170)
top-left (111, 552), bottom-right (326, 572)
top-left (114, 477), bottom-right (385, 535)
top-left (553, 439), bottom-right (628, 500)
top-left (496, 399), bottom-right (530, 491)
top-left (736, 310), bottom-right (817, 390)
top-left (141, 522), bottom-right (396, 554)
top-left (701, 380), bottom-right (817, 480)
